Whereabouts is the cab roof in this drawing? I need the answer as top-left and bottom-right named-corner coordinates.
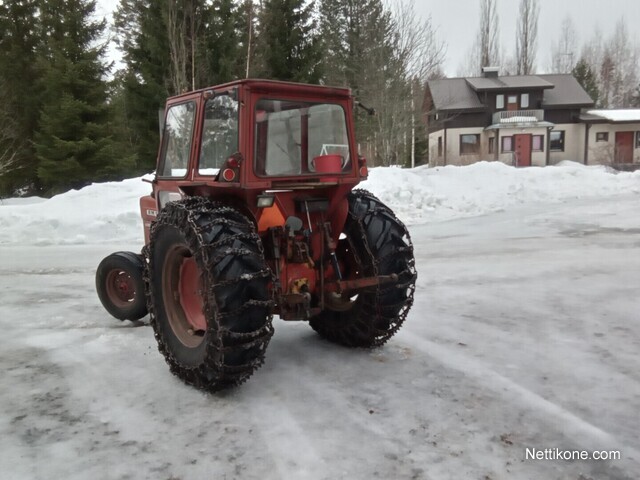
top-left (167, 79), bottom-right (353, 103)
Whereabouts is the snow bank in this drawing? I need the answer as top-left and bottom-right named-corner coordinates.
top-left (0, 162), bottom-right (638, 246)
top-left (0, 177), bottom-right (150, 246)
top-left (359, 161), bottom-right (640, 225)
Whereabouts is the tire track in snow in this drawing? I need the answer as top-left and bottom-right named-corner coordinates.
top-left (399, 332), bottom-right (640, 467)
top-left (246, 331), bottom-right (435, 480)
top-left (288, 372), bottom-right (436, 480)
top-left (244, 390), bottom-right (327, 480)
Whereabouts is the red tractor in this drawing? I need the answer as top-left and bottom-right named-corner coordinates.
top-left (96, 79), bottom-right (416, 391)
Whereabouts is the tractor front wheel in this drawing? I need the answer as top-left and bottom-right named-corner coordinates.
top-left (147, 198), bottom-right (274, 392)
top-left (310, 190), bottom-right (417, 347)
top-left (96, 251), bottom-right (148, 321)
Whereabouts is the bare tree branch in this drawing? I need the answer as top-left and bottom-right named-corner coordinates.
top-left (515, 0), bottom-right (539, 75)
top-left (550, 15), bottom-right (577, 73)
top-left (479, 0), bottom-right (500, 72)
top-left (0, 82), bottom-right (22, 177)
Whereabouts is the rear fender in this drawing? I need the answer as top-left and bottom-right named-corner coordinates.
top-left (140, 195), bottom-right (158, 245)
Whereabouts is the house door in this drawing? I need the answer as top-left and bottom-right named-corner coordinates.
top-left (615, 132), bottom-right (634, 163)
top-left (514, 134), bottom-right (532, 167)
top-left (507, 95), bottom-right (519, 111)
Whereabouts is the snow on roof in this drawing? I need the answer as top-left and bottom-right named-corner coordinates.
top-left (587, 109), bottom-right (640, 122)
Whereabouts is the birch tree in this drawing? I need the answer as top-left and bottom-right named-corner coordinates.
top-left (550, 16), bottom-right (577, 73)
top-left (0, 82), bottom-right (21, 178)
top-left (515, 0), bottom-right (538, 75)
top-left (478, 0), bottom-right (500, 72)
top-left (606, 18), bottom-right (638, 107)
top-left (165, 0), bottom-right (205, 93)
top-left (458, 0), bottom-right (499, 76)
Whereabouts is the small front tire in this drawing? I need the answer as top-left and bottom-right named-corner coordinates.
top-left (96, 252), bottom-right (148, 321)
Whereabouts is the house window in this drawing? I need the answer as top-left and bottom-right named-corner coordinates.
top-left (532, 135), bottom-right (544, 152)
top-left (438, 136), bottom-right (443, 157)
top-left (636, 132), bottom-right (640, 148)
top-left (502, 136), bottom-right (513, 153)
top-left (521, 94), bottom-right (530, 108)
top-left (596, 132), bottom-right (609, 142)
top-left (496, 95), bottom-right (505, 109)
top-left (550, 130), bottom-right (565, 152)
top-left (460, 134), bottom-right (480, 155)
top-left (488, 136), bottom-right (495, 154)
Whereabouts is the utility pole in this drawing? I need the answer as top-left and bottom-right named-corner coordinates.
top-left (246, 0), bottom-right (253, 78)
top-left (411, 81), bottom-right (416, 168)
top-left (191, 0), bottom-right (196, 91)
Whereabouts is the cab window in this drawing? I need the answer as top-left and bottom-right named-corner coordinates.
top-left (254, 99), bottom-right (350, 177)
top-left (199, 94), bottom-right (239, 175)
top-left (159, 102), bottom-right (196, 178)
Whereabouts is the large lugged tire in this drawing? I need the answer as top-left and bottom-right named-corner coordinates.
top-left (146, 197), bottom-right (274, 392)
top-left (310, 190), bottom-right (416, 347)
top-left (96, 251), bottom-right (148, 321)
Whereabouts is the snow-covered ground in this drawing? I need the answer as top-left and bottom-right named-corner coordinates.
top-left (0, 163), bottom-right (639, 479)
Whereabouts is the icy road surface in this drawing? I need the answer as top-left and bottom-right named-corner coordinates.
top-left (1, 195), bottom-right (639, 480)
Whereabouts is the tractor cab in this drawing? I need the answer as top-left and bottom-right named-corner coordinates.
top-left (140, 80), bottom-right (368, 245)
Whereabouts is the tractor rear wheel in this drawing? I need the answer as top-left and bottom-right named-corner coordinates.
top-left (147, 197), bottom-right (274, 392)
top-left (310, 190), bottom-right (416, 347)
top-left (96, 251), bottom-right (148, 321)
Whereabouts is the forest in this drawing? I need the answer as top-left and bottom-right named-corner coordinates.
top-left (0, 0), bottom-right (442, 196)
top-left (0, 0), bottom-right (638, 197)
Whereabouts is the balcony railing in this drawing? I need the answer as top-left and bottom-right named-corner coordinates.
top-left (492, 109), bottom-right (544, 125)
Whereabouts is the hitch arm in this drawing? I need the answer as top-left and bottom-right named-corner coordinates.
top-left (324, 274), bottom-right (399, 294)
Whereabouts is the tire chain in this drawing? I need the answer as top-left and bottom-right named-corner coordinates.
top-left (142, 197), bottom-right (275, 392)
top-left (338, 189), bottom-right (417, 346)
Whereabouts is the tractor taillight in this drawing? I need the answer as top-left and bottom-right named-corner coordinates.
top-left (358, 156), bottom-right (368, 176)
top-left (226, 155), bottom-right (240, 168)
top-left (219, 154), bottom-right (241, 182)
top-left (222, 168), bottom-right (236, 182)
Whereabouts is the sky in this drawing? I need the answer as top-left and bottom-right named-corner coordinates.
top-left (95, 0), bottom-right (640, 77)
top-left (415, 0), bottom-right (640, 76)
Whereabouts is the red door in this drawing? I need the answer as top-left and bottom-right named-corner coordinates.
top-left (615, 132), bottom-right (634, 163)
top-left (514, 134), bottom-right (532, 167)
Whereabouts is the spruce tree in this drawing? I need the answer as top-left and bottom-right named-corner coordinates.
top-left (573, 58), bottom-right (600, 106)
top-left (0, 0), bottom-right (41, 195)
top-left (114, 0), bottom-right (173, 172)
top-left (318, 0), bottom-right (398, 164)
top-left (256, 0), bottom-right (322, 83)
top-left (203, 0), bottom-right (246, 84)
top-left (34, 0), bottom-right (133, 193)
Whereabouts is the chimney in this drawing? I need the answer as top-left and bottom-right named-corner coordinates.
top-left (482, 66), bottom-right (500, 78)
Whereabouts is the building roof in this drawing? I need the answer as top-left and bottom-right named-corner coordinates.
top-left (537, 74), bottom-right (595, 108)
top-left (427, 78), bottom-right (485, 112)
top-left (466, 75), bottom-right (554, 91)
top-left (427, 73), bottom-right (595, 112)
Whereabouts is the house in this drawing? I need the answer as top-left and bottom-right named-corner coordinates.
top-left (580, 110), bottom-right (640, 169)
top-left (424, 68), bottom-right (640, 168)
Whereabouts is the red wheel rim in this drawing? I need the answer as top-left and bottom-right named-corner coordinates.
top-left (105, 269), bottom-right (136, 308)
top-left (179, 257), bottom-right (207, 332)
top-left (162, 246), bottom-right (206, 348)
